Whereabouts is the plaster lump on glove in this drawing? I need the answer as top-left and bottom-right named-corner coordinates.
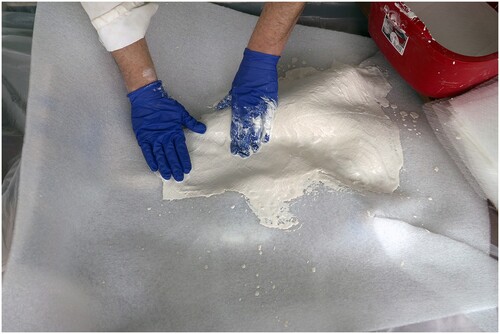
top-left (164, 64), bottom-right (404, 229)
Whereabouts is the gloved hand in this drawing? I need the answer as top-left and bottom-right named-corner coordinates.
top-left (215, 48), bottom-right (280, 157)
top-left (128, 80), bottom-right (206, 181)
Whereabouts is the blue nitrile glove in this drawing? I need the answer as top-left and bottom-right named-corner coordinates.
top-left (128, 80), bottom-right (206, 181)
top-left (215, 48), bottom-right (280, 158)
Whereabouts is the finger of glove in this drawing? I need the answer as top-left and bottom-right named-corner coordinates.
top-left (261, 103), bottom-right (276, 143)
top-left (214, 93), bottom-right (232, 111)
top-left (182, 109), bottom-right (207, 134)
top-left (140, 143), bottom-right (158, 171)
top-left (249, 115), bottom-right (264, 153)
top-left (230, 140), bottom-right (251, 158)
top-left (164, 139), bottom-right (184, 182)
top-left (230, 118), bottom-right (251, 158)
top-left (153, 140), bottom-right (171, 180)
top-left (174, 135), bottom-right (192, 174)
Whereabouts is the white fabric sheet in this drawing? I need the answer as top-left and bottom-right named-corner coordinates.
top-left (2, 3), bottom-right (496, 331)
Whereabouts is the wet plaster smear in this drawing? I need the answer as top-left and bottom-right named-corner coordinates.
top-left (163, 64), bottom-right (403, 229)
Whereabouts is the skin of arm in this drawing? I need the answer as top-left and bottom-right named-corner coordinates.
top-left (247, 2), bottom-right (305, 56)
top-left (111, 3), bottom-right (305, 92)
top-left (111, 38), bottom-right (158, 93)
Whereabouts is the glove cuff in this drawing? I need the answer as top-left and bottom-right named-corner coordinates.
top-left (127, 80), bottom-right (165, 104)
top-left (241, 48), bottom-right (280, 70)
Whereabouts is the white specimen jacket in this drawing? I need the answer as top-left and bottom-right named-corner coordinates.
top-left (81, 2), bottom-right (158, 52)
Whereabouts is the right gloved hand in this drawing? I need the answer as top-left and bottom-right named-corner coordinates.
top-left (215, 48), bottom-right (280, 158)
top-left (128, 80), bottom-right (206, 181)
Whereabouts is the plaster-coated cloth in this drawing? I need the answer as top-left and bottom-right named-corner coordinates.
top-left (163, 65), bottom-right (403, 229)
top-left (2, 3), bottom-right (497, 331)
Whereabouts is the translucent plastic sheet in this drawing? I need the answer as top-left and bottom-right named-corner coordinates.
top-left (2, 155), bottom-right (21, 272)
top-left (2, 11), bottom-right (34, 135)
top-left (423, 78), bottom-right (498, 208)
top-left (2, 9), bottom-right (34, 272)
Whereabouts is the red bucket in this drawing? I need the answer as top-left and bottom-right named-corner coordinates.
top-left (369, 2), bottom-right (498, 98)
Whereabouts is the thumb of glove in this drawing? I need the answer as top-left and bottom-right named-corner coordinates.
top-left (182, 109), bottom-right (207, 134)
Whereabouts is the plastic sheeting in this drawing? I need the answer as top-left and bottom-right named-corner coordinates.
top-left (2, 11), bottom-right (34, 135)
top-left (2, 3), bottom-right (497, 331)
top-left (424, 78), bottom-right (498, 208)
top-left (2, 9), bottom-right (34, 271)
top-left (2, 154), bottom-right (21, 272)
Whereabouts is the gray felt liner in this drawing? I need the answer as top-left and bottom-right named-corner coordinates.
top-left (2, 3), bottom-right (497, 331)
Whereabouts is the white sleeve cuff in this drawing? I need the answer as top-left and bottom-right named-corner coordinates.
top-left (81, 2), bottom-right (159, 52)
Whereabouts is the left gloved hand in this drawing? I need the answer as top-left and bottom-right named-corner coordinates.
top-left (215, 48), bottom-right (280, 158)
top-left (128, 80), bottom-right (206, 181)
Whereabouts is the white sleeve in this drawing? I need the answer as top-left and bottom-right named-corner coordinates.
top-left (81, 2), bottom-right (159, 52)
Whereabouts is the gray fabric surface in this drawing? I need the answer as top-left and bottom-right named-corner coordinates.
top-left (465, 308), bottom-right (498, 332)
top-left (380, 308), bottom-right (497, 332)
top-left (2, 3), bottom-right (497, 331)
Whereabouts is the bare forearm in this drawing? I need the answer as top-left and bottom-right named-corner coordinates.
top-left (111, 38), bottom-right (158, 92)
top-left (247, 2), bottom-right (305, 56)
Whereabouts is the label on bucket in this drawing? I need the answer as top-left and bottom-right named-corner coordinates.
top-left (381, 5), bottom-right (409, 55)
